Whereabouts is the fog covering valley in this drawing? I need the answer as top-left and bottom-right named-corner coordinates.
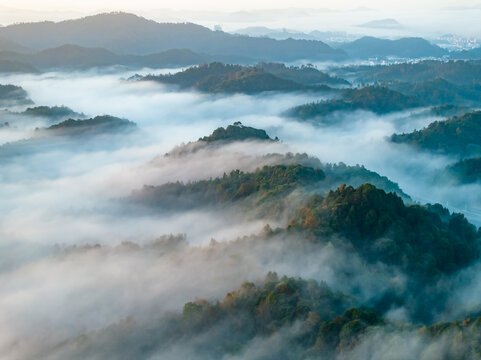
top-left (1, 9), bottom-right (481, 360)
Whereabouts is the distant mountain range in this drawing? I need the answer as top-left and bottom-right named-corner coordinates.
top-left (0, 12), bottom-right (478, 71)
top-left (357, 19), bottom-right (404, 29)
top-left (338, 36), bottom-right (447, 59)
top-left (0, 12), bottom-right (346, 62)
top-left (339, 60), bottom-right (481, 85)
top-left (0, 45), bottom-right (246, 71)
top-left (285, 85), bottom-right (423, 123)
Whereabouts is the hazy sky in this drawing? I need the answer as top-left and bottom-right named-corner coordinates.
top-left (0, 0), bottom-right (480, 38)
top-left (0, 0), bottom-right (478, 12)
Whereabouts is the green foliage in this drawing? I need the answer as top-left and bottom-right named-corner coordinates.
top-left (257, 62), bottom-right (349, 86)
top-left (343, 60), bottom-right (481, 86)
top-left (289, 184), bottom-right (480, 277)
top-left (316, 308), bottom-right (380, 353)
top-left (388, 78), bottom-right (481, 106)
top-left (417, 317), bottom-right (481, 359)
top-left (0, 83), bottom-right (33, 106)
top-left (46, 115), bottom-right (136, 135)
top-left (340, 36), bottom-right (446, 59)
top-left (447, 156), bottom-right (481, 183)
top-left (391, 111), bottom-right (481, 155)
top-left (428, 104), bottom-right (472, 118)
top-left (133, 164), bottom-right (326, 209)
top-left (176, 274), bottom-right (380, 357)
top-left (199, 122), bottom-right (273, 142)
top-left (139, 62), bottom-right (329, 93)
top-left (286, 85), bottom-right (423, 121)
top-left (23, 106), bottom-right (82, 119)
top-left (321, 162), bottom-right (411, 201)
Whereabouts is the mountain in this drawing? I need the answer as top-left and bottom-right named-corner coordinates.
top-left (21, 105), bottom-right (83, 119)
top-left (232, 26), bottom-right (318, 40)
top-left (414, 104), bottom-right (473, 119)
top-left (0, 35), bottom-right (31, 53)
top-left (0, 115), bottom-right (138, 161)
top-left (0, 105), bottom-right (85, 128)
top-left (131, 164), bottom-right (327, 211)
top-left (47, 269), bottom-right (481, 360)
top-left (450, 46), bottom-right (481, 60)
top-left (136, 63), bottom-right (330, 94)
top-left (289, 183), bottom-right (479, 277)
top-left (339, 36), bottom-right (447, 59)
top-left (161, 125), bottom-right (410, 202)
top-left (357, 18), bottom-right (403, 29)
top-left (258, 62), bottom-right (349, 86)
top-left (340, 60), bottom-right (481, 86)
top-left (391, 111), bottom-right (481, 155)
top-left (0, 45), bottom-right (222, 71)
top-left (199, 123), bottom-right (275, 143)
top-left (134, 160), bottom-right (410, 215)
top-left (285, 85), bottom-right (423, 122)
top-left (0, 84), bottom-right (33, 107)
top-left (446, 156), bottom-right (481, 183)
top-left (45, 115), bottom-right (136, 136)
top-left (0, 59), bottom-right (37, 73)
top-left (0, 12), bottom-right (347, 62)
top-left (388, 78), bottom-right (481, 105)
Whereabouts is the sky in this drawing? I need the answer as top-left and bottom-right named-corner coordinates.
top-left (0, 0), bottom-right (479, 11)
top-left (0, 0), bottom-right (480, 38)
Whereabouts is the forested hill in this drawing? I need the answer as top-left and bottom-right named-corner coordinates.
top-left (286, 85), bottom-right (423, 122)
top-left (136, 63), bottom-right (332, 93)
top-left (391, 111), bottom-right (481, 155)
top-left (199, 123), bottom-right (275, 143)
top-left (0, 84), bottom-right (33, 107)
top-left (289, 183), bottom-right (480, 278)
top-left (22, 106), bottom-right (83, 119)
top-left (132, 164), bottom-right (326, 210)
top-left (45, 115), bottom-right (137, 136)
top-left (387, 78), bottom-right (481, 106)
top-left (51, 268), bottom-right (481, 359)
top-left (340, 60), bottom-right (481, 86)
top-left (257, 62), bottom-right (349, 86)
top-left (0, 12), bottom-right (347, 62)
top-left (339, 36), bottom-right (447, 59)
top-left (446, 157), bottom-right (481, 183)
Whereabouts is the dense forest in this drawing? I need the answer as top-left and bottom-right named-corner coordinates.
top-left (289, 184), bottom-right (480, 278)
top-left (447, 157), bottom-right (481, 183)
top-left (161, 124), bottom-right (411, 202)
top-left (21, 105), bottom-right (83, 119)
top-left (135, 62), bottom-right (332, 93)
top-left (45, 115), bottom-right (137, 135)
top-left (257, 62), bottom-right (349, 86)
top-left (42, 266), bottom-right (481, 360)
top-left (391, 111), bottom-right (481, 155)
top-left (425, 104), bottom-right (473, 118)
top-left (388, 78), bottom-right (481, 106)
top-left (285, 85), bottom-right (422, 122)
top-left (199, 122), bottom-right (276, 143)
top-left (339, 60), bottom-right (481, 86)
top-left (0, 84), bottom-right (33, 106)
top-left (131, 164), bottom-right (327, 212)
top-left (0, 115), bottom-right (138, 161)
